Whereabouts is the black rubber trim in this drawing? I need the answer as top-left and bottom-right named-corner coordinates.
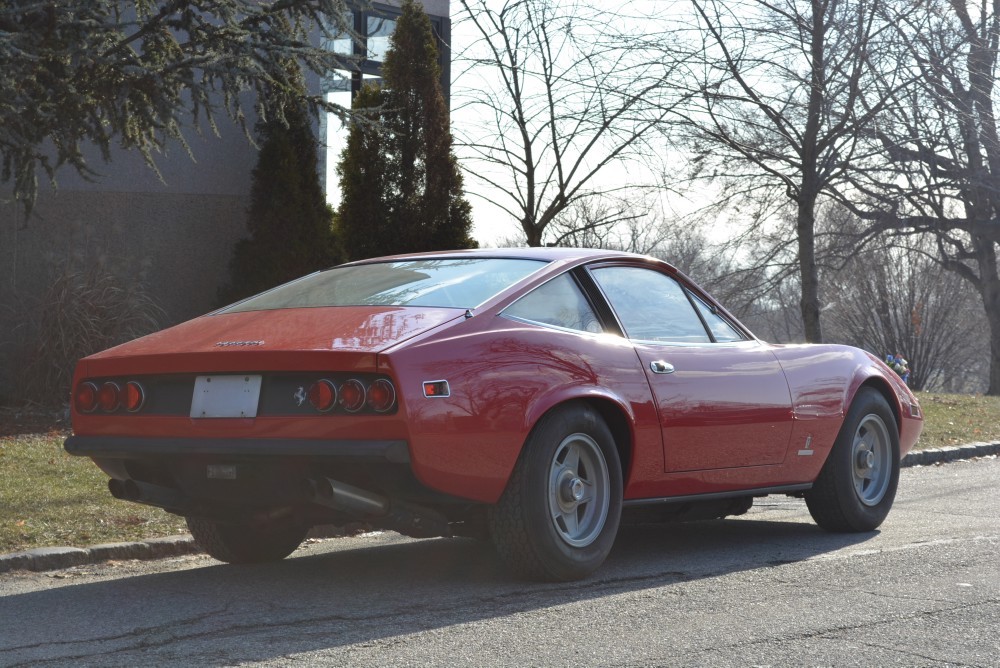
top-left (64, 435), bottom-right (411, 463)
top-left (622, 483), bottom-right (812, 507)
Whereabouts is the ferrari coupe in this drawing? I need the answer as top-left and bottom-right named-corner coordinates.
top-left (65, 248), bottom-right (923, 581)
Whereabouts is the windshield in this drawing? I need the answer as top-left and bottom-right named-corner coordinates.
top-left (220, 258), bottom-right (547, 313)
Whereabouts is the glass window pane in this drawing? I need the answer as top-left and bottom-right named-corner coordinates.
top-left (221, 259), bottom-right (547, 313)
top-left (504, 274), bottom-right (602, 333)
top-left (692, 295), bottom-right (745, 342)
top-left (367, 16), bottom-right (396, 62)
top-left (324, 10), bottom-right (355, 56)
top-left (592, 267), bottom-right (710, 343)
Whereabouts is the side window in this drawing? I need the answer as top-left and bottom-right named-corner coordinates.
top-left (692, 294), bottom-right (746, 342)
top-left (591, 266), bottom-right (710, 343)
top-left (504, 273), bottom-right (602, 333)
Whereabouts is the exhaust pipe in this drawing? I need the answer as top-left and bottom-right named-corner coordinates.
top-left (302, 477), bottom-right (390, 517)
top-left (108, 478), bottom-right (191, 512)
top-left (303, 477), bottom-right (450, 538)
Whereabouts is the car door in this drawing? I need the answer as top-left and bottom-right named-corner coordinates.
top-left (589, 264), bottom-right (794, 472)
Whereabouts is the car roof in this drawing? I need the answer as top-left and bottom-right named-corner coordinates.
top-left (343, 246), bottom-right (673, 267)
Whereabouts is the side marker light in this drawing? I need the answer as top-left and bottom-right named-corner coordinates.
top-left (422, 380), bottom-right (450, 398)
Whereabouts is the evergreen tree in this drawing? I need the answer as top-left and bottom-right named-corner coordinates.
top-left (335, 85), bottom-right (393, 260)
top-left (336, 0), bottom-right (476, 260)
top-left (0, 0), bottom-right (354, 217)
top-left (220, 91), bottom-right (338, 304)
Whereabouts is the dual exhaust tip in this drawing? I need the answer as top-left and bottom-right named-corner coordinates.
top-left (107, 476), bottom-right (392, 519)
top-left (108, 475), bottom-right (448, 538)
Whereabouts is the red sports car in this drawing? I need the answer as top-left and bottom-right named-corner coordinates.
top-left (65, 248), bottom-right (922, 581)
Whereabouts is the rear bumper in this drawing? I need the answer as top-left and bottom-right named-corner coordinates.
top-left (63, 435), bottom-right (475, 529)
top-left (64, 435), bottom-right (410, 463)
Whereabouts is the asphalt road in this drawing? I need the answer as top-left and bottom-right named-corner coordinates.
top-left (1, 457), bottom-right (998, 667)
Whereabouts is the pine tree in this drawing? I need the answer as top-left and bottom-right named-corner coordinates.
top-left (0, 0), bottom-right (355, 217)
top-left (220, 92), bottom-right (338, 304)
top-left (335, 85), bottom-right (393, 260)
top-left (336, 0), bottom-right (476, 260)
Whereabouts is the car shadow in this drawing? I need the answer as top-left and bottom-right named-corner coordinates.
top-left (0, 513), bottom-right (879, 666)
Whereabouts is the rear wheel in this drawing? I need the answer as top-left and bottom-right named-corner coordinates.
top-left (186, 517), bottom-right (307, 564)
top-left (489, 403), bottom-right (623, 581)
top-left (805, 388), bottom-right (900, 532)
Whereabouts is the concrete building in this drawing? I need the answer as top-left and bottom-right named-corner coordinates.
top-left (0, 0), bottom-right (451, 403)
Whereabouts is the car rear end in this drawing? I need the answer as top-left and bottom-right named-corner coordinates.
top-left (66, 312), bottom-right (463, 540)
top-left (64, 256), bottom-right (553, 554)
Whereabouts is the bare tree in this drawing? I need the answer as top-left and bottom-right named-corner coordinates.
top-left (825, 240), bottom-right (986, 392)
top-left (669, 0), bottom-right (906, 343)
top-left (454, 0), bottom-right (685, 246)
top-left (846, 0), bottom-right (1000, 395)
top-left (548, 196), bottom-right (662, 253)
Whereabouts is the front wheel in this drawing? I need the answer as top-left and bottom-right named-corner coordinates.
top-left (489, 403), bottom-right (623, 581)
top-left (186, 517), bottom-right (307, 564)
top-left (805, 388), bottom-right (900, 532)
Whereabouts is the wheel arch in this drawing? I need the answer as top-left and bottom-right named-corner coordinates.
top-left (524, 392), bottom-right (635, 485)
top-left (852, 377), bottom-right (902, 435)
top-left (580, 397), bottom-right (634, 486)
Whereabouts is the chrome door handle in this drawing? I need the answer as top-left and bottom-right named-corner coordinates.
top-left (650, 360), bottom-right (675, 374)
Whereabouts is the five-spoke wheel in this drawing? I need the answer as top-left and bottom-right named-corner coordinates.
top-left (851, 414), bottom-right (892, 507)
top-left (548, 433), bottom-right (611, 548)
top-left (806, 387), bottom-right (900, 532)
top-left (489, 403), bottom-right (622, 581)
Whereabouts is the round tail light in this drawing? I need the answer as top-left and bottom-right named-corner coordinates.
top-left (75, 382), bottom-right (99, 414)
top-left (338, 379), bottom-right (366, 413)
top-left (367, 379), bottom-right (396, 413)
top-left (307, 379), bottom-right (337, 412)
top-left (98, 382), bottom-right (121, 412)
top-left (125, 381), bottom-right (146, 413)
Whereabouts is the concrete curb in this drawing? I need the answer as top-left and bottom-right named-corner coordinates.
top-left (0, 535), bottom-right (201, 574)
top-left (900, 441), bottom-right (1000, 466)
top-left (2, 442), bottom-right (997, 575)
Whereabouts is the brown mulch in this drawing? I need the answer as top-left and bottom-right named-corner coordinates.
top-left (0, 406), bottom-right (72, 438)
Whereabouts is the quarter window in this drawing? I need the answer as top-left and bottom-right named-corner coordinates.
top-left (591, 266), bottom-right (710, 343)
top-left (504, 274), bottom-right (602, 333)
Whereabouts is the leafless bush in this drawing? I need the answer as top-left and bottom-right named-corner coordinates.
top-left (10, 258), bottom-right (165, 406)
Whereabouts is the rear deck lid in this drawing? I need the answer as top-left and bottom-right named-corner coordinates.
top-left (82, 306), bottom-right (462, 375)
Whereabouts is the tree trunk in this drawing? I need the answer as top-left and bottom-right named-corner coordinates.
top-left (523, 222), bottom-right (543, 247)
top-left (985, 299), bottom-right (1000, 396)
top-left (797, 194), bottom-right (823, 343)
top-left (978, 244), bottom-right (1000, 395)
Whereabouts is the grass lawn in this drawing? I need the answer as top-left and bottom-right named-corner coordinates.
top-left (915, 392), bottom-right (1000, 447)
top-left (0, 431), bottom-right (186, 555)
top-left (1, 391), bottom-right (998, 554)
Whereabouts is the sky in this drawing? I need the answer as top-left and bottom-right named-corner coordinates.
top-left (318, 1), bottom-right (699, 249)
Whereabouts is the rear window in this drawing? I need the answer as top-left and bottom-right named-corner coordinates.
top-left (220, 258), bottom-right (547, 312)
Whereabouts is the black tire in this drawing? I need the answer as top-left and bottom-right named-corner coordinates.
top-left (489, 403), bottom-right (623, 581)
top-left (805, 388), bottom-right (900, 532)
top-left (186, 516), bottom-right (307, 564)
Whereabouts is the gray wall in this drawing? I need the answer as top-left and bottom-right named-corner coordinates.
top-left (0, 128), bottom-right (256, 402)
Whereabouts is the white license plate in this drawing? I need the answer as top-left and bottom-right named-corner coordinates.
top-left (190, 375), bottom-right (262, 418)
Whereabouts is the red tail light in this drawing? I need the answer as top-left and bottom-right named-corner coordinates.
top-left (125, 381), bottom-right (146, 413)
top-left (98, 382), bottom-right (121, 412)
top-left (75, 382), bottom-right (99, 413)
top-left (307, 379), bottom-right (337, 412)
top-left (339, 379), bottom-right (366, 413)
top-left (367, 379), bottom-right (396, 412)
